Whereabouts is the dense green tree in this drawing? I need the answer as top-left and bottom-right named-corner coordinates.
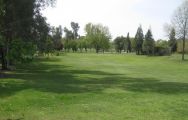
top-left (63, 27), bottom-right (74, 52)
top-left (34, 15), bottom-right (51, 54)
top-left (155, 39), bottom-right (171, 56)
top-left (0, 0), bottom-right (56, 70)
top-left (99, 26), bottom-right (111, 53)
top-left (168, 28), bottom-right (177, 53)
top-left (156, 39), bottom-right (169, 48)
top-left (135, 25), bottom-right (144, 55)
top-left (85, 23), bottom-right (111, 53)
top-left (63, 39), bottom-right (71, 52)
top-left (126, 33), bottom-right (132, 53)
top-left (114, 36), bottom-right (126, 53)
top-left (82, 37), bottom-right (89, 52)
top-left (51, 26), bottom-right (63, 51)
top-left (70, 40), bottom-right (78, 52)
top-left (44, 36), bottom-right (54, 57)
top-left (143, 29), bottom-right (155, 55)
top-left (77, 39), bottom-right (84, 52)
top-left (130, 37), bottom-right (136, 52)
top-left (77, 36), bottom-right (89, 52)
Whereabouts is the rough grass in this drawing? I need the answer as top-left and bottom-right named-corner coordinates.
top-left (0, 53), bottom-right (188, 120)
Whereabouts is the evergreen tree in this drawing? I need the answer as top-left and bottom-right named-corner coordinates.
top-left (127, 32), bottom-right (132, 53)
top-left (114, 36), bottom-right (126, 53)
top-left (135, 25), bottom-right (144, 55)
top-left (143, 29), bottom-right (155, 55)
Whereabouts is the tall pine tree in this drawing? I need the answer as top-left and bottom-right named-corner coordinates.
top-left (135, 25), bottom-right (144, 55)
top-left (143, 29), bottom-right (155, 55)
top-left (126, 32), bottom-right (131, 53)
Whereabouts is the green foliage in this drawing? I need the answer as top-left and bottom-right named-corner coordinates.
top-left (0, 0), bottom-right (56, 69)
top-left (130, 37), bottom-right (136, 51)
top-left (77, 39), bottom-right (84, 52)
top-left (135, 25), bottom-right (144, 55)
top-left (82, 38), bottom-right (90, 52)
top-left (155, 40), bottom-right (171, 56)
top-left (77, 37), bottom-right (89, 52)
top-left (156, 39), bottom-right (169, 48)
top-left (70, 40), bottom-right (78, 52)
top-left (51, 26), bottom-right (63, 51)
top-left (100, 35), bottom-right (110, 52)
top-left (9, 39), bottom-right (36, 63)
top-left (44, 37), bottom-right (54, 55)
top-left (85, 23), bottom-right (111, 53)
top-left (154, 47), bottom-right (171, 56)
top-left (63, 39), bottom-right (79, 52)
top-left (63, 40), bottom-right (71, 52)
top-left (126, 33), bottom-right (132, 53)
top-left (34, 15), bottom-right (51, 53)
top-left (143, 29), bottom-right (155, 55)
top-left (114, 36), bottom-right (126, 53)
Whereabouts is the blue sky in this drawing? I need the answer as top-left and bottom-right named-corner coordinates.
top-left (42, 0), bottom-right (183, 40)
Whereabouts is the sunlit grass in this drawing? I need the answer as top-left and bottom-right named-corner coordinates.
top-left (0, 53), bottom-right (188, 120)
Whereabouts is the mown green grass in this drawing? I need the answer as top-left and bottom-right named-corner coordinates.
top-left (0, 53), bottom-right (188, 120)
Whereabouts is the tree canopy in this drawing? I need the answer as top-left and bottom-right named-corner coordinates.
top-left (143, 29), bottom-right (155, 55)
top-left (0, 0), bottom-right (56, 70)
top-left (134, 25), bottom-right (144, 55)
top-left (85, 23), bottom-right (111, 53)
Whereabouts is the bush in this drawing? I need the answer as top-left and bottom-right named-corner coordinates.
top-left (154, 46), bottom-right (171, 56)
top-left (9, 39), bottom-right (36, 64)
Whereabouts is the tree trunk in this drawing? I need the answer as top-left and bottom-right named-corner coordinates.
top-left (182, 21), bottom-right (187, 60)
top-left (6, 41), bottom-right (10, 68)
top-left (182, 27), bottom-right (186, 61)
top-left (96, 49), bottom-right (99, 53)
top-left (182, 38), bottom-right (185, 60)
top-left (96, 46), bottom-right (99, 53)
top-left (1, 48), bottom-right (8, 70)
top-left (85, 48), bottom-right (87, 53)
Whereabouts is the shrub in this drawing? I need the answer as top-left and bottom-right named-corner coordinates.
top-left (9, 39), bottom-right (36, 64)
top-left (154, 46), bottom-right (171, 56)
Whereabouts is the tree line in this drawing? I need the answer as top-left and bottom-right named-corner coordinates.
top-left (61, 24), bottom-right (173, 56)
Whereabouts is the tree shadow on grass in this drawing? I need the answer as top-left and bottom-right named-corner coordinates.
top-left (0, 58), bottom-right (188, 98)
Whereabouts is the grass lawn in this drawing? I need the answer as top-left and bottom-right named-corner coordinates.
top-left (0, 53), bottom-right (188, 120)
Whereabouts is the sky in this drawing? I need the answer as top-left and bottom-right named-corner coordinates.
top-left (42, 0), bottom-right (183, 40)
